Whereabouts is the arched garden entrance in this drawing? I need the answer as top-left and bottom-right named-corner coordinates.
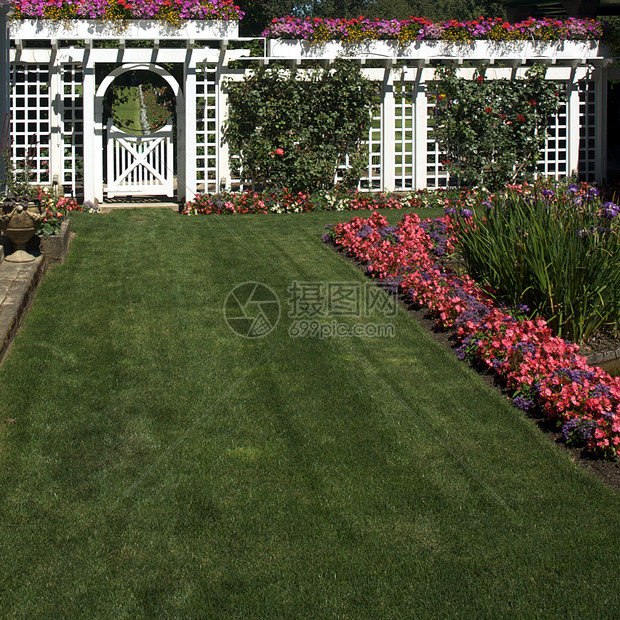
top-left (97, 64), bottom-right (182, 200)
top-left (8, 19), bottom-right (236, 203)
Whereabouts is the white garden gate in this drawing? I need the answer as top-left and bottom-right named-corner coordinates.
top-left (106, 120), bottom-right (174, 198)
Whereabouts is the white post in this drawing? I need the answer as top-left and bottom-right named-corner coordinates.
top-left (414, 74), bottom-right (428, 190)
top-left (176, 85), bottom-right (186, 204)
top-left (49, 44), bottom-right (63, 195)
top-left (183, 56), bottom-right (197, 202)
top-left (566, 67), bottom-right (581, 177)
top-left (217, 65), bottom-right (230, 191)
top-left (381, 65), bottom-right (395, 192)
top-left (0, 0), bottom-right (11, 192)
top-left (82, 52), bottom-right (98, 203)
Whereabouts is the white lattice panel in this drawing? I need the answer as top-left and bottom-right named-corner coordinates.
top-left (537, 83), bottom-right (568, 179)
top-left (426, 87), bottom-right (451, 189)
top-left (10, 64), bottom-right (50, 185)
top-left (196, 64), bottom-right (218, 193)
top-left (578, 79), bottom-right (597, 181)
top-left (62, 64), bottom-right (84, 196)
top-left (364, 109), bottom-right (382, 190)
top-left (394, 82), bottom-right (415, 190)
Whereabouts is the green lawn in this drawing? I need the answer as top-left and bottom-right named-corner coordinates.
top-left (110, 85), bottom-right (143, 134)
top-left (0, 208), bottom-right (619, 617)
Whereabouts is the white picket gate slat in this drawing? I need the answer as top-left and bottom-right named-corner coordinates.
top-left (106, 120), bottom-right (174, 197)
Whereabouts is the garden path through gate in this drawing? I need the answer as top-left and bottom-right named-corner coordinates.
top-left (106, 120), bottom-right (174, 198)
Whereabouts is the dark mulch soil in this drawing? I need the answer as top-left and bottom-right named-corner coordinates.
top-left (328, 241), bottom-right (620, 491)
top-left (580, 332), bottom-right (620, 358)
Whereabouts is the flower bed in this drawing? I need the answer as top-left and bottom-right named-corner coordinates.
top-left (182, 188), bottom-right (449, 215)
top-left (325, 198), bottom-right (620, 459)
top-left (263, 16), bottom-right (602, 43)
top-left (35, 191), bottom-right (98, 239)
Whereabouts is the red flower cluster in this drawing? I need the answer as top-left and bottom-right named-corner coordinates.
top-left (183, 189), bottom-right (431, 215)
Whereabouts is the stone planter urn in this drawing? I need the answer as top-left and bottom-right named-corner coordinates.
top-left (0, 195), bottom-right (45, 263)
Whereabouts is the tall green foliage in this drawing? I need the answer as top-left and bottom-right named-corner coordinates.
top-left (433, 64), bottom-right (562, 189)
top-left (224, 60), bottom-right (379, 192)
top-left (454, 185), bottom-right (620, 342)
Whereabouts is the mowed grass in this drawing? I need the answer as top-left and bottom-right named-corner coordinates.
top-left (0, 208), bottom-right (618, 618)
top-left (110, 86), bottom-right (143, 134)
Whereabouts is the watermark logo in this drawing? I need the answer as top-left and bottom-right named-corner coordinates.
top-left (224, 282), bottom-right (281, 339)
top-left (224, 281), bottom-right (396, 340)
top-left (288, 281), bottom-right (396, 339)
top-left (289, 319), bottom-right (395, 340)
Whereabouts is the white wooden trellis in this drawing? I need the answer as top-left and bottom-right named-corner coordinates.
top-left (9, 63), bottom-right (50, 185)
top-left (334, 105), bottom-right (383, 190)
top-left (195, 63), bottom-right (219, 194)
top-left (6, 22), bottom-right (613, 202)
top-left (537, 82), bottom-right (569, 179)
top-left (61, 64), bottom-right (84, 197)
top-left (578, 76), bottom-right (600, 181)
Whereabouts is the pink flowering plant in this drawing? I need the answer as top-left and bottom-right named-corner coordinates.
top-left (183, 188), bottom-right (431, 215)
top-left (325, 182), bottom-right (620, 459)
top-left (263, 16), bottom-right (602, 43)
top-left (34, 190), bottom-right (83, 238)
top-left (10, 0), bottom-right (244, 22)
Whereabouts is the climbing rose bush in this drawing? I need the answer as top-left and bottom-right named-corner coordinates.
top-left (326, 202), bottom-right (620, 459)
top-left (433, 64), bottom-right (562, 189)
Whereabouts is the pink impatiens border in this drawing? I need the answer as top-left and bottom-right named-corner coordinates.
top-left (328, 210), bottom-right (620, 459)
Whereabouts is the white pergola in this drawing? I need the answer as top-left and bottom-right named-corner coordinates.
top-left (9, 19), bottom-right (251, 203)
top-left (7, 20), bottom-right (613, 202)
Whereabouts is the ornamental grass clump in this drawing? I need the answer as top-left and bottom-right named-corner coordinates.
top-left (452, 182), bottom-right (620, 343)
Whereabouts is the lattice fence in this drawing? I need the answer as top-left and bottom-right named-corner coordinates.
top-left (195, 63), bottom-right (218, 194)
top-left (9, 64), bottom-right (50, 185)
top-left (578, 79), bottom-right (597, 181)
top-left (334, 106), bottom-right (382, 190)
top-left (425, 86), bottom-right (451, 189)
top-left (62, 64), bottom-right (84, 196)
top-left (536, 83), bottom-right (569, 178)
top-left (394, 81), bottom-right (415, 191)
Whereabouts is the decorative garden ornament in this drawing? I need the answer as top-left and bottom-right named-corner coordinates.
top-left (0, 196), bottom-right (45, 262)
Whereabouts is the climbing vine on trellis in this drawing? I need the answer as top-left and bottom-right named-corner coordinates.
top-left (433, 64), bottom-right (563, 189)
top-left (224, 60), bottom-right (379, 193)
